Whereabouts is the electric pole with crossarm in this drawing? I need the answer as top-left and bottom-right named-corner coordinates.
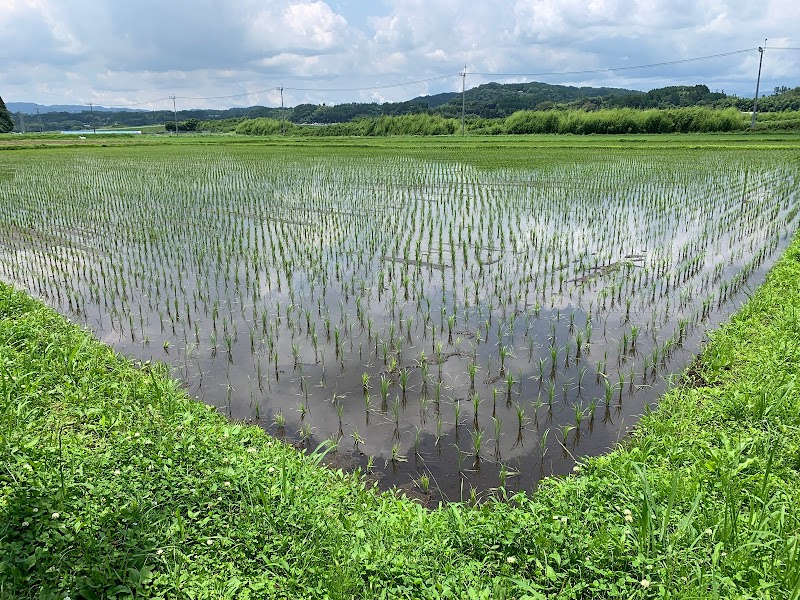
top-left (460, 66), bottom-right (467, 135)
top-left (751, 40), bottom-right (767, 129)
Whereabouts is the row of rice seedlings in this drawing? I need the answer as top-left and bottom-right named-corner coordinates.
top-left (0, 145), bottom-right (797, 493)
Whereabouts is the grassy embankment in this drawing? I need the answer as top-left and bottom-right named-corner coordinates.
top-left (1, 164), bottom-right (800, 598)
top-left (2, 130), bottom-right (800, 156)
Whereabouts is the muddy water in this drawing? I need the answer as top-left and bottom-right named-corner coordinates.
top-left (1, 147), bottom-right (798, 503)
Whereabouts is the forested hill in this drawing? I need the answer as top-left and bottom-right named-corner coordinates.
top-left (6, 102), bottom-right (144, 114)
top-left (7, 82), bottom-right (800, 132)
top-left (432, 81), bottom-right (642, 118)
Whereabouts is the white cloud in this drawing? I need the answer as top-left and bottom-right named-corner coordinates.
top-left (248, 1), bottom-right (349, 55)
top-left (0, 0), bottom-right (86, 65)
top-left (0, 0), bottom-right (797, 108)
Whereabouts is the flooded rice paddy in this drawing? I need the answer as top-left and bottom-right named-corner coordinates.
top-left (1, 143), bottom-right (798, 502)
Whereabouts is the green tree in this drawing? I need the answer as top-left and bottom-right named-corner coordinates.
top-left (0, 96), bottom-right (14, 133)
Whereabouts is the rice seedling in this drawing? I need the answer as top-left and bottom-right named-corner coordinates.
top-left (470, 428), bottom-right (485, 469)
top-left (505, 371), bottom-right (515, 402)
top-left (492, 415), bottom-right (503, 459)
top-left (398, 368), bottom-right (411, 399)
top-left (2, 139), bottom-right (796, 497)
top-left (391, 396), bottom-right (402, 436)
top-left (630, 324), bottom-right (640, 354)
top-left (350, 427), bottom-right (364, 451)
top-left (547, 380), bottom-right (556, 407)
top-left (297, 399), bottom-right (308, 421)
top-left (362, 372), bottom-right (371, 393)
top-left (572, 403), bottom-right (584, 430)
top-left (561, 424), bottom-right (575, 449)
top-left (273, 411), bottom-right (286, 436)
top-left (379, 374), bottom-right (390, 410)
top-left (298, 423), bottom-right (314, 447)
top-left (412, 426), bottom-right (423, 458)
top-left (471, 392), bottom-right (481, 428)
top-left (603, 378), bottom-right (614, 407)
top-left (537, 357), bottom-right (547, 383)
top-left (417, 473), bottom-right (430, 494)
top-left (513, 402), bottom-right (526, 446)
top-left (389, 443), bottom-right (406, 467)
top-left (467, 360), bottom-right (478, 391)
top-left (453, 399), bottom-right (463, 430)
top-left (577, 365), bottom-right (587, 395)
top-left (498, 345), bottom-right (511, 375)
top-left (540, 427), bottom-right (550, 462)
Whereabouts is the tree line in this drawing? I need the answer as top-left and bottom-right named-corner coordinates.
top-left (5, 83), bottom-right (800, 133)
top-left (0, 96), bottom-right (13, 133)
top-left (233, 106), bottom-right (800, 137)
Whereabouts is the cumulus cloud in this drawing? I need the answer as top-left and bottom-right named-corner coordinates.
top-left (0, 0), bottom-right (797, 108)
top-left (0, 0), bottom-right (86, 66)
top-left (248, 2), bottom-right (349, 56)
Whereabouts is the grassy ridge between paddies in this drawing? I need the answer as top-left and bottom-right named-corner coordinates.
top-left (0, 131), bottom-right (800, 158)
top-left (1, 234), bottom-right (799, 598)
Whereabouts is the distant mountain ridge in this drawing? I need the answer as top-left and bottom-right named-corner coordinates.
top-left (7, 102), bottom-right (144, 114)
top-left (7, 81), bottom-right (798, 132)
top-left (426, 81), bottom-right (645, 119)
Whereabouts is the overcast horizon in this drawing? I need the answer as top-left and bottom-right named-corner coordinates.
top-left (1, 0), bottom-right (798, 111)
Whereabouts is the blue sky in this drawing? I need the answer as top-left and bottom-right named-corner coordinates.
top-left (0, 0), bottom-right (797, 110)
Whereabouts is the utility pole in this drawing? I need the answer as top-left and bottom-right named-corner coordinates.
top-left (751, 40), bottom-right (767, 129)
top-left (36, 108), bottom-right (43, 133)
top-left (460, 66), bottom-right (467, 136)
top-left (18, 112), bottom-right (26, 134)
top-left (88, 101), bottom-right (96, 133)
top-left (170, 95), bottom-right (178, 136)
top-left (277, 85), bottom-right (285, 135)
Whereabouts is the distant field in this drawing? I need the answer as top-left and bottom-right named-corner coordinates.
top-left (2, 130), bottom-right (800, 151)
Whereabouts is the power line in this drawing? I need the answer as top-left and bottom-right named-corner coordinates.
top-left (70, 95), bottom-right (174, 110)
top-left (176, 90), bottom-right (270, 101)
top-left (284, 73), bottom-right (457, 93)
top-left (170, 74), bottom-right (457, 101)
top-left (470, 48), bottom-right (757, 77)
top-left (70, 46), bottom-right (779, 109)
top-left (107, 96), bottom-right (173, 108)
top-left (182, 48), bottom-right (760, 102)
